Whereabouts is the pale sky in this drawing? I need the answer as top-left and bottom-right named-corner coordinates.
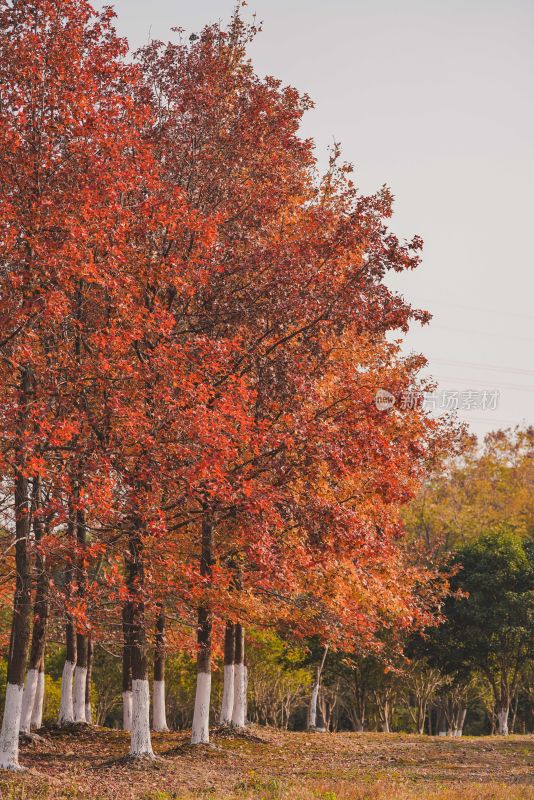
top-left (98, 0), bottom-right (534, 438)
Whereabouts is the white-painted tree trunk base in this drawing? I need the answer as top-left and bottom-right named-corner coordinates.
top-left (123, 691), bottom-right (132, 731)
top-left (438, 731), bottom-right (447, 736)
top-left (73, 667), bottom-right (87, 723)
top-left (244, 666), bottom-right (248, 723)
top-left (219, 664), bottom-right (234, 725)
top-left (130, 680), bottom-right (154, 758)
top-left (308, 682), bottom-right (319, 730)
top-left (19, 670), bottom-right (39, 735)
top-left (85, 703), bottom-right (92, 725)
top-left (231, 663), bottom-right (246, 727)
top-left (31, 672), bottom-right (45, 730)
top-left (456, 708), bottom-right (467, 737)
top-left (152, 680), bottom-right (168, 732)
top-left (497, 709), bottom-right (509, 735)
top-left (58, 661), bottom-right (75, 725)
top-left (191, 672), bottom-right (211, 744)
top-left (0, 683), bottom-right (24, 771)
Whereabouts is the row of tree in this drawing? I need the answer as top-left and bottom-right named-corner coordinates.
top-left (4, 527), bottom-right (530, 739)
top-left (0, 0), bottom-right (452, 771)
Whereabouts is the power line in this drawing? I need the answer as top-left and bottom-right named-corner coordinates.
top-left (427, 358), bottom-right (534, 377)
top-left (432, 375), bottom-right (534, 392)
top-left (429, 324), bottom-right (534, 344)
top-left (412, 297), bottom-right (533, 322)
top-left (456, 416), bottom-right (528, 426)
top-left (433, 411), bottom-right (528, 427)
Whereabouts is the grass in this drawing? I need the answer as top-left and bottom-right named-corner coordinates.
top-left (0, 725), bottom-right (532, 799)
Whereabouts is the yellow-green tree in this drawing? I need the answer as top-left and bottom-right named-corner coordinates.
top-left (404, 427), bottom-right (533, 550)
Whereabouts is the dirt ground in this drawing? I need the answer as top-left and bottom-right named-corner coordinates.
top-left (1, 725), bottom-right (533, 800)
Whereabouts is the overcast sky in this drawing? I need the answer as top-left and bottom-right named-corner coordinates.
top-left (98, 0), bottom-right (533, 439)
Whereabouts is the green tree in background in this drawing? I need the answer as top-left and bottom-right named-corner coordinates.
top-left (421, 530), bottom-right (534, 735)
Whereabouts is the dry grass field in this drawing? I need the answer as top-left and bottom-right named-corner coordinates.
top-left (0, 725), bottom-right (532, 800)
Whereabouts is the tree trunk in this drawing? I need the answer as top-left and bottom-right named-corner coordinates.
top-left (59, 619), bottom-right (76, 725)
top-left (191, 516), bottom-right (214, 744)
top-left (379, 698), bottom-right (391, 733)
top-left (232, 623), bottom-right (246, 727)
top-left (128, 528), bottom-right (153, 758)
top-left (489, 710), bottom-right (496, 735)
top-left (374, 688), bottom-right (394, 734)
top-left (455, 707), bottom-right (467, 737)
top-left (20, 478), bottom-right (48, 735)
top-left (85, 637), bottom-right (93, 724)
top-left (31, 655), bottom-right (45, 731)
top-left (308, 646), bottom-right (330, 732)
top-left (244, 665), bottom-right (248, 723)
top-left (510, 693), bottom-right (519, 734)
top-left (58, 509), bottom-right (77, 726)
top-left (122, 600), bottom-right (133, 731)
top-left (0, 473), bottom-right (31, 768)
top-left (497, 703), bottom-right (510, 735)
top-left (73, 634), bottom-right (88, 724)
top-left (438, 706), bottom-right (447, 736)
top-left (353, 715), bottom-right (364, 732)
top-left (73, 506), bottom-right (88, 724)
top-left (219, 621), bottom-right (235, 725)
top-left (417, 701), bottom-right (426, 735)
top-left (308, 666), bottom-right (321, 731)
top-left (152, 604), bottom-right (168, 732)
top-left (0, 368), bottom-right (34, 770)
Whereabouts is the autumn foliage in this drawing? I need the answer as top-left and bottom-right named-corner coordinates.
top-left (0, 0), bottom-right (453, 765)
